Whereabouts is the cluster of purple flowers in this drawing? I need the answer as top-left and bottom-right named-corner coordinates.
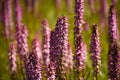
top-left (90, 24), bottom-right (101, 77)
top-left (6, 0), bottom-right (120, 80)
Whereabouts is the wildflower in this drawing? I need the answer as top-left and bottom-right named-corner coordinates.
top-left (16, 24), bottom-right (28, 61)
top-left (50, 16), bottom-right (69, 80)
top-left (108, 5), bottom-right (120, 80)
top-left (108, 5), bottom-right (118, 43)
top-left (75, 38), bottom-right (87, 71)
top-left (108, 42), bottom-right (120, 80)
top-left (8, 42), bottom-right (17, 79)
top-left (42, 19), bottom-right (50, 68)
top-left (74, 0), bottom-right (85, 33)
top-left (3, 0), bottom-right (13, 39)
top-left (47, 62), bottom-right (56, 80)
top-left (90, 24), bottom-right (101, 78)
top-left (25, 38), bottom-right (42, 80)
top-left (67, 43), bottom-right (73, 70)
top-left (14, 0), bottom-right (22, 26)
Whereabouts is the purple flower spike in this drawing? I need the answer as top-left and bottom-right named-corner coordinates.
top-left (90, 24), bottom-right (101, 78)
top-left (25, 38), bottom-right (42, 80)
top-left (75, 39), bottom-right (87, 71)
top-left (67, 43), bottom-right (73, 70)
top-left (47, 62), bottom-right (56, 80)
top-left (8, 42), bottom-right (17, 79)
top-left (42, 19), bottom-right (51, 78)
top-left (32, 37), bottom-right (42, 62)
top-left (108, 42), bottom-right (120, 80)
top-left (108, 5), bottom-right (120, 80)
top-left (16, 24), bottom-right (28, 61)
top-left (15, 0), bottom-right (22, 27)
top-left (42, 19), bottom-right (50, 67)
top-left (75, 0), bottom-right (85, 33)
top-left (108, 5), bottom-right (119, 43)
top-left (50, 16), bottom-right (69, 80)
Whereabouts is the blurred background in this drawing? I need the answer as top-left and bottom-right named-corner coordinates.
top-left (0, 0), bottom-right (120, 80)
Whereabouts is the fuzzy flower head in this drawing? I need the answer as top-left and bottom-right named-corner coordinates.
top-left (67, 43), bottom-right (73, 70)
top-left (50, 16), bottom-right (69, 80)
top-left (90, 24), bottom-right (101, 75)
top-left (32, 37), bottom-right (42, 61)
top-left (42, 19), bottom-right (51, 67)
top-left (74, 0), bottom-right (85, 34)
top-left (47, 62), bottom-right (56, 80)
top-left (108, 4), bottom-right (118, 43)
top-left (8, 42), bottom-right (16, 76)
top-left (16, 24), bottom-right (28, 61)
top-left (108, 42), bottom-right (120, 80)
top-left (15, 0), bottom-right (22, 26)
top-left (25, 38), bottom-right (42, 80)
top-left (75, 41), bottom-right (87, 71)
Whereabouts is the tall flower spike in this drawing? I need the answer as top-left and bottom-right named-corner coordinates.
top-left (100, 0), bottom-right (108, 27)
top-left (8, 42), bottom-right (17, 79)
top-left (25, 38), bottom-right (42, 80)
top-left (74, 0), bottom-right (85, 33)
top-left (108, 42), bottom-right (120, 80)
top-left (108, 5), bottom-right (120, 80)
top-left (90, 24), bottom-right (101, 78)
top-left (108, 5), bottom-right (119, 43)
top-left (55, 16), bottom-right (69, 80)
top-left (67, 43), bottom-right (73, 70)
top-left (15, 0), bottom-right (22, 26)
top-left (16, 24), bottom-right (28, 61)
top-left (74, 0), bottom-right (86, 79)
top-left (47, 62), bottom-right (56, 80)
top-left (42, 19), bottom-right (51, 78)
top-left (3, 0), bottom-right (9, 39)
top-left (3, 0), bottom-right (13, 39)
top-left (75, 36), bottom-right (87, 71)
top-left (50, 16), bottom-right (69, 80)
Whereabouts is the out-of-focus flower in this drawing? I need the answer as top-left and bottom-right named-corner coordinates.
top-left (42, 19), bottom-right (51, 78)
top-left (100, 0), bottom-right (108, 27)
top-left (14, 0), bottom-right (22, 27)
top-left (3, 0), bottom-right (13, 39)
top-left (112, 0), bottom-right (118, 4)
top-left (66, 0), bottom-right (72, 12)
top-left (8, 42), bottom-right (17, 79)
top-left (90, 24), bottom-right (101, 77)
top-left (25, 38), bottom-right (42, 80)
top-left (55, 0), bottom-right (61, 10)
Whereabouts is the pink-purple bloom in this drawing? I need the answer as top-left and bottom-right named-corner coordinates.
top-left (90, 24), bottom-right (101, 77)
top-left (108, 5), bottom-right (120, 80)
top-left (8, 42), bottom-right (17, 79)
top-left (14, 0), bottom-right (22, 27)
top-left (25, 38), bottom-right (42, 80)
top-left (42, 19), bottom-right (51, 78)
top-left (108, 5), bottom-right (118, 43)
top-left (16, 24), bottom-right (28, 61)
top-left (50, 16), bottom-right (69, 80)
top-left (47, 62), bottom-right (56, 80)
